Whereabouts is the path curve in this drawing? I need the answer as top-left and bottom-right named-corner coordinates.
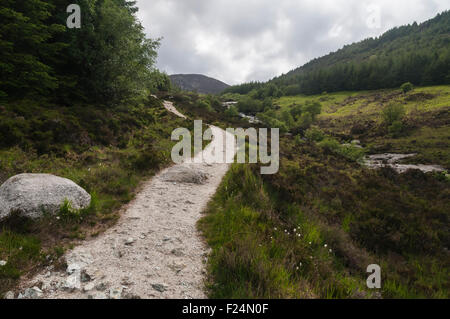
top-left (18, 102), bottom-right (236, 299)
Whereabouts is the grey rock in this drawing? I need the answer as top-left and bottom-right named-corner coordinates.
top-left (0, 173), bottom-right (91, 220)
top-left (151, 283), bottom-right (167, 292)
top-left (162, 167), bottom-right (209, 185)
top-left (3, 291), bottom-right (15, 299)
top-left (168, 262), bottom-right (186, 274)
top-left (21, 287), bottom-right (43, 299)
top-left (125, 237), bottom-right (135, 245)
top-left (83, 282), bottom-right (95, 292)
top-left (66, 263), bottom-right (82, 275)
top-left (89, 292), bottom-right (108, 299)
top-left (114, 249), bottom-right (123, 258)
top-left (109, 287), bottom-right (123, 299)
top-left (63, 272), bottom-right (81, 291)
top-left (123, 292), bottom-right (141, 299)
top-left (121, 276), bottom-right (134, 286)
top-left (95, 282), bottom-right (107, 291)
top-left (80, 270), bottom-right (92, 283)
top-left (171, 248), bottom-right (184, 257)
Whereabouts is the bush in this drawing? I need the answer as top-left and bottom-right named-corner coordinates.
top-left (305, 126), bottom-right (325, 142)
top-left (198, 100), bottom-right (213, 112)
top-left (382, 103), bottom-right (405, 126)
top-left (400, 82), bottom-right (414, 94)
top-left (237, 96), bottom-right (264, 115)
top-left (256, 112), bottom-right (289, 133)
top-left (224, 105), bottom-right (239, 118)
top-left (388, 120), bottom-right (404, 137)
top-left (318, 138), bottom-right (365, 162)
top-left (296, 112), bottom-right (313, 130)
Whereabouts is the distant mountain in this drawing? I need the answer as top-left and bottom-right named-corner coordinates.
top-left (170, 74), bottom-right (230, 94)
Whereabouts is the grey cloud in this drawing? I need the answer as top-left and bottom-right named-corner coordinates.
top-left (136, 0), bottom-right (448, 85)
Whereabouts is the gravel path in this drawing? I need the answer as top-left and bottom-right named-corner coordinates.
top-left (17, 103), bottom-right (236, 299)
top-left (163, 100), bottom-right (187, 119)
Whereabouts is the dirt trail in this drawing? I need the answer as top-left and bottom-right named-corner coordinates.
top-left (163, 100), bottom-right (187, 119)
top-left (18, 102), bottom-right (236, 299)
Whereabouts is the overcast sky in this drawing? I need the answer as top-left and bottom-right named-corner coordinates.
top-left (136, 0), bottom-right (448, 85)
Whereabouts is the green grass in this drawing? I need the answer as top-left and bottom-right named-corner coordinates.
top-left (0, 230), bottom-right (43, 286)
top-left (274, 85), bottom-right (450, 169)
top-left (367, 126), bottom-right (450, 168)
top-left (199, 134), bottom-right (449, 299)
top-left (199, 164), bottom-right (371, 299)
top-left (0, 96), bottom-right (197, 296)
top-left (275, 85), bottom-right (450, 119)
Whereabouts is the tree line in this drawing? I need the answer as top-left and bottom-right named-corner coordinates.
top-left (0, 0), bottom-right (170, 105)
top-left (225, 11), bottom-right (450, 98)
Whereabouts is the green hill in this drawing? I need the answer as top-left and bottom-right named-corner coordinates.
top-left (225, 11), bottom-right (450, 97)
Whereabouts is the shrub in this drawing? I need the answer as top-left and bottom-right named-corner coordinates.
top-left (198, 99), bottom-right (213, 111)
top-left (296, 112), bottom-right (313, 130)
top-left (224, 105), bottom-right (239, 118)
top-left (318, 138), bottom-right (365, 162)
top-left (400, 82), bottom-right (414, 94)
top-left (388, 120), bottom-right (404, 137)
top-left (237, 96), bottom-right (264, 115)
top-left (382, 103), bottom-right (405, 126)
top-left (305, 126), bottom-right (325, 142)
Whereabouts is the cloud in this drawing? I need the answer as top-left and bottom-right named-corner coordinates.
top-left (136, 0), bottom-right (448, 85)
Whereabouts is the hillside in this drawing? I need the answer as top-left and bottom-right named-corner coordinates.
top-left (170, 74), bottom-right (230, 94)
top-left (201, 84), bottom-right (450, 299)
top-left (224, 11), bottom-right (450, 97)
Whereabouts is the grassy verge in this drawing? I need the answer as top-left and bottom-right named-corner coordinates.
top-left (199, 137), bottom-right (449, 299)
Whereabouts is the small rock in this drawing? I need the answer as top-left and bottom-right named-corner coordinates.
top-left (123, 292), bottom-right (141, 299)
top-left (89, 292), bottom-right (108, 299)
top-left (0, 260), bottom-right (7, 266)
top-left (95, 282), bottom-right (107, 291)
top-left (121, 276), bottom-right (134, 286)
top-left (83, 282), bottom-right (95, 292)
top-left (125, 237), bottom-right (135, 245)
top-left (171, 248), bottom-right (184, 257)
top-left (63, 272), bottom-right (81, 291)
top-left (168, 262), bottom-right (186, 274)
top-left (67, 263), bottom-right (82, 275)
top-left (41, 282), bottom-right (52, 292)
top-left (22, 287), bottom-right (43, 299)
top-left (80, 270), bottom-right (92, 283)
top-left (109, 287), bottom-right (123, 299)
top-left (151, 284), bottom-right (167, 293)
top-left (3, 291), bottom-right (14, 299)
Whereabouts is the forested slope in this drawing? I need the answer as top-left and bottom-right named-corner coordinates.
top-left (225, 11), bottom-right (450, 97)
